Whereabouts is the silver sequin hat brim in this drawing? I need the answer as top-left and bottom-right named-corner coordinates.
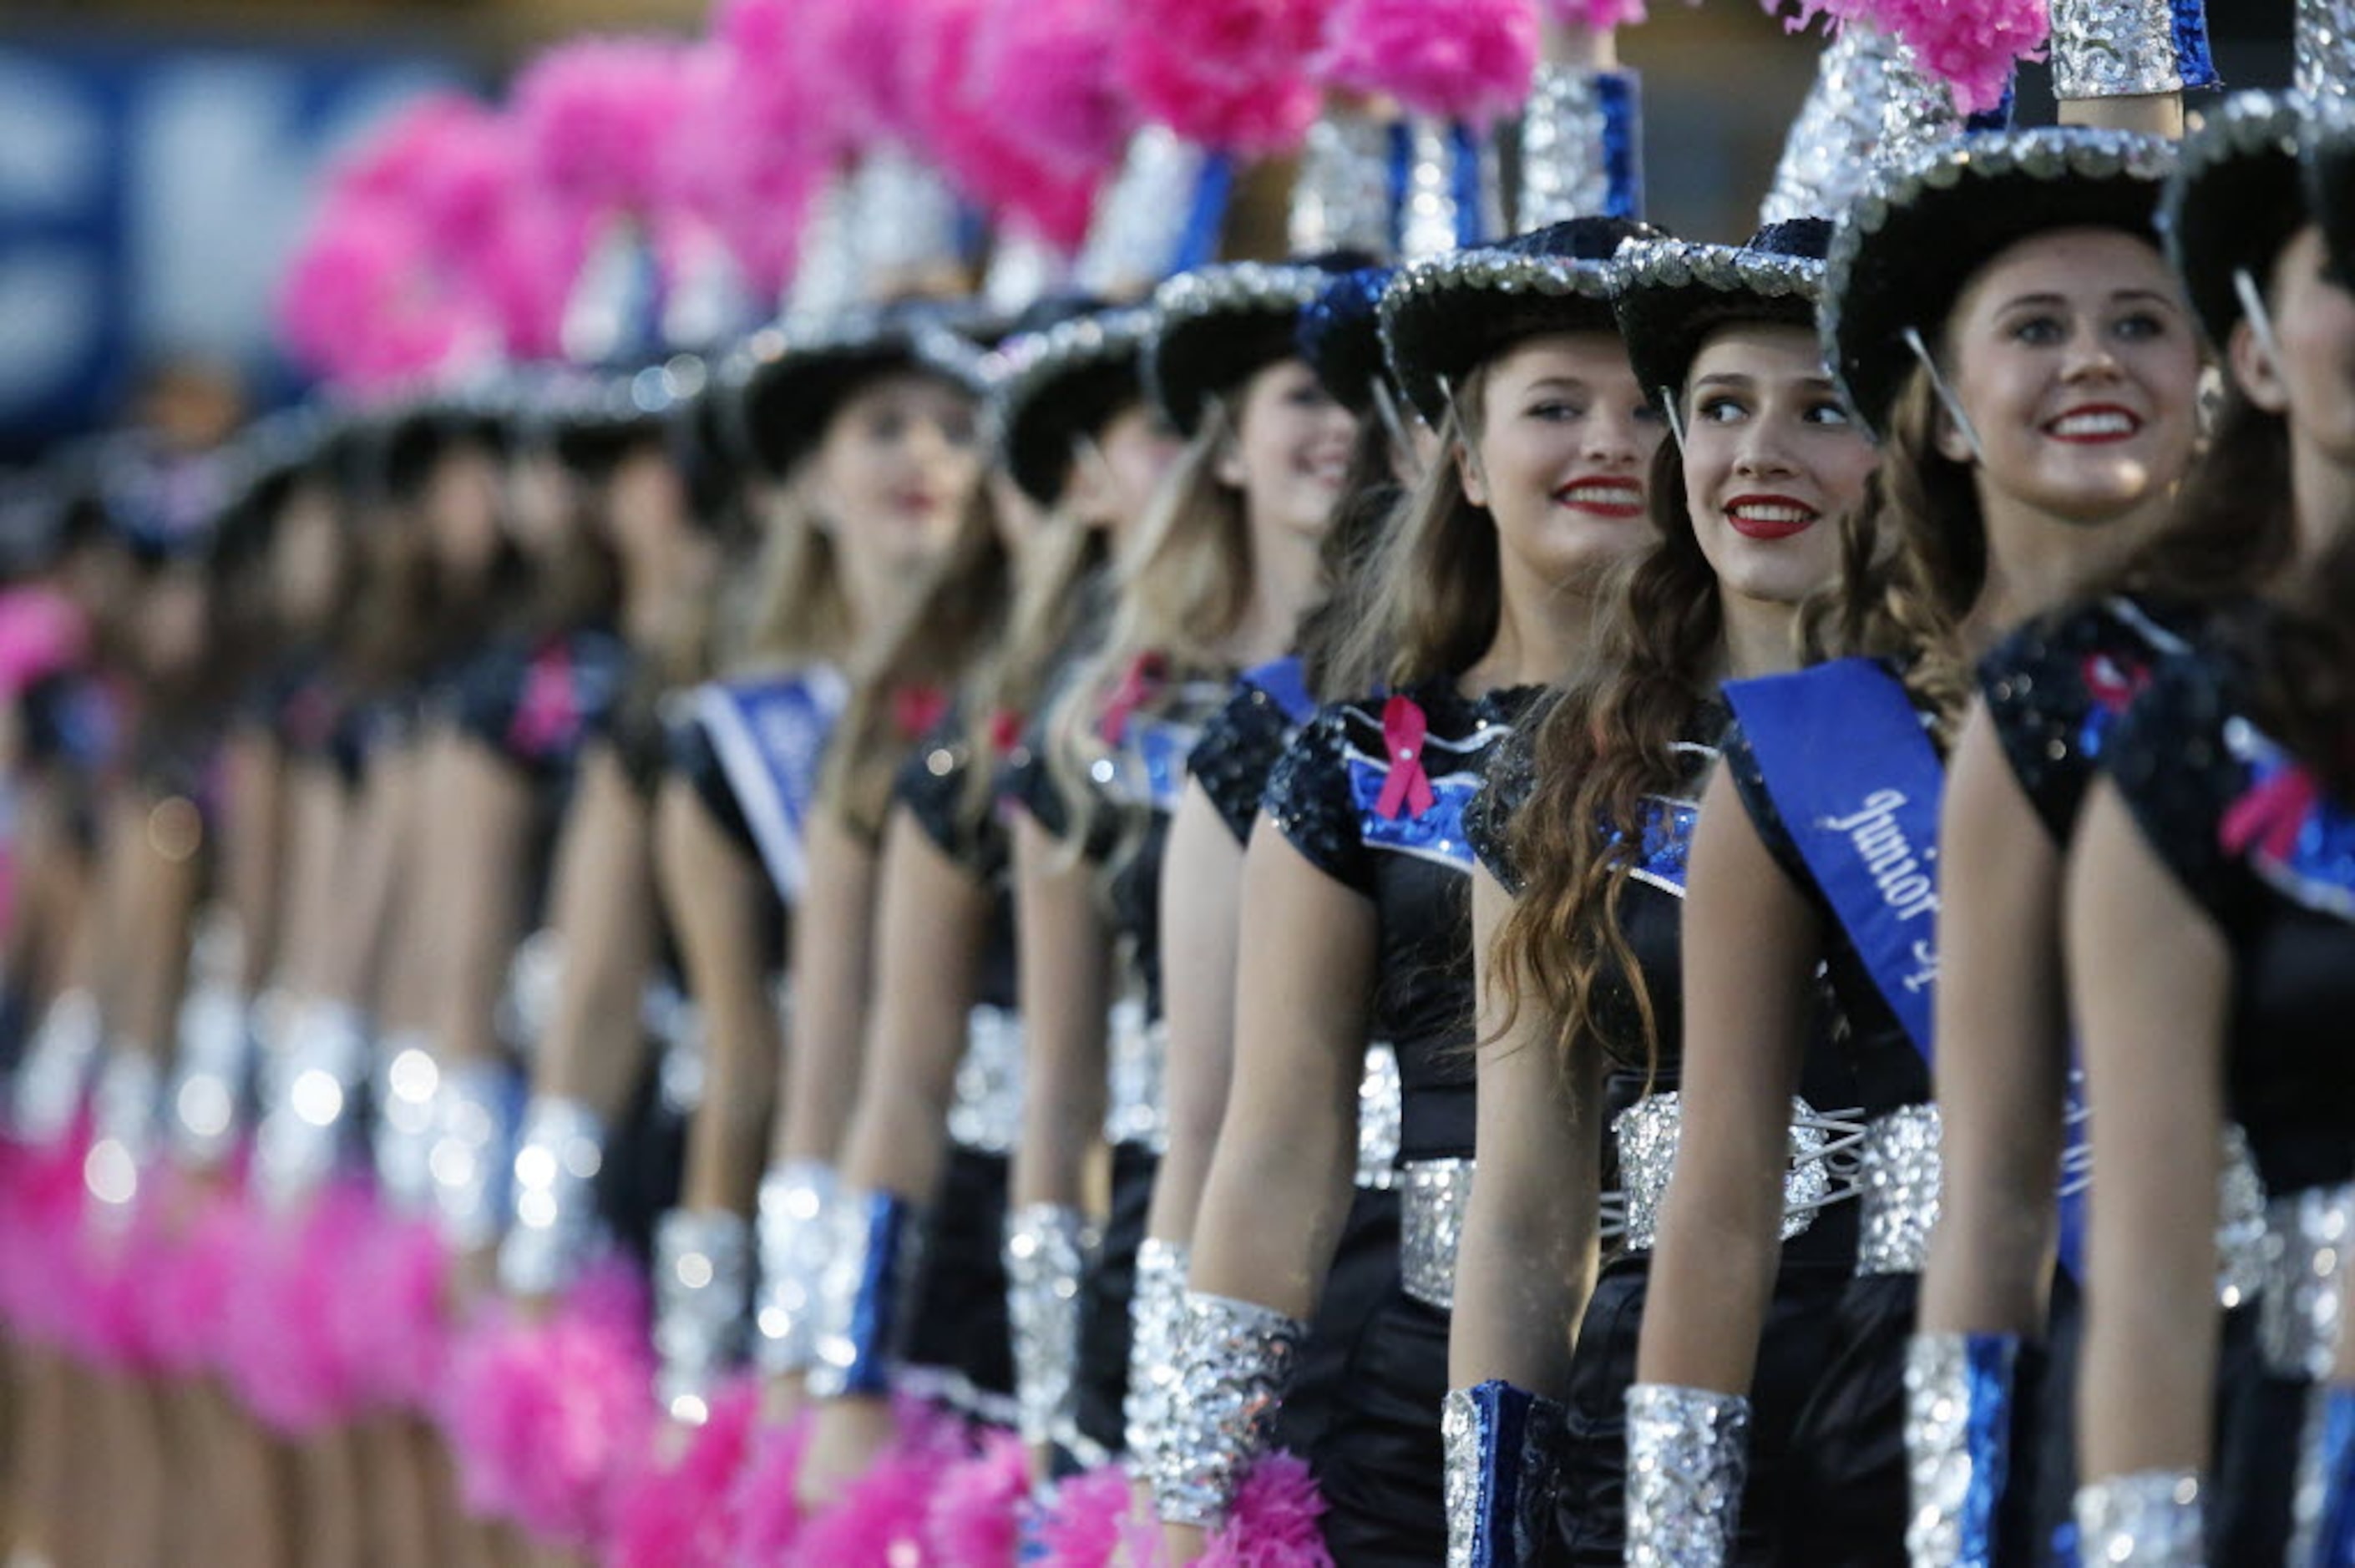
top-left (1611, 239), bottom-right (1828, 414)
top-left (1379, 246), bottom-right (1623, 427)
top-left (2162, 92), bottom-right (2311, 352)
top-left (1146, 262), bottom-right (1344, 438)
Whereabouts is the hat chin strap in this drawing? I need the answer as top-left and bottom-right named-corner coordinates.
top-left (1903, 326), bottom-right (1984, 465)
top-left (1439, 375), bottom-right (1493, 499)
top-left (2233, 266), bottom-right (2287, 379)
top-left (1661, 386), bottom-right (1688, 456)
top-left (1369, 378), bottom-right (1418, 478)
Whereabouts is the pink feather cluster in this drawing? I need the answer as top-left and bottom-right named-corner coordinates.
top-left (1313, 0), bottom-right (1540, 129)
top-left (727, 1409), bottom-right (818, 1563)
top-left (971, 0), bottom-right (1133, 194)
top-left (780, 1403), bottom-right (969, 1568)
top-left (512, 35), bottom-right (700, 220)
top-left (1539, 0), bottom-right (1651, 28)
top-left (1872, 0), bottom-right (2045, 115)
top-left (441, 1265), bottom-right (655, 1550)
top-left (922, 1429), bottom-right (1031, 1568)
top-left (1114, 0), bottom-right (1332, 157)
top-left (801, 0), bottom-right (925, 148)
top-left (276, 199), bottom-right (471, 392)
top-left (1199, 1452), bottom-right (1335, 1568)
top-left (902, 0), bottom-right (1100, 250)
top-left (604, 1375), bottom-right (760, 1568)
top-left (1029, 1464), bottom-right (1136, 1568)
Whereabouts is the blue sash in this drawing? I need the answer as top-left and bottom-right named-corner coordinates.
top-left (1722, 659), bottom-right (1942, 1058)
top-left (1244, 655), bottom-right (1314, 727)
top-left (692, 668), bottom-right (848, 905)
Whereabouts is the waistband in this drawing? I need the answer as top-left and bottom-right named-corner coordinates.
top-left (1610, 1091), bottom-right (1865, 1255)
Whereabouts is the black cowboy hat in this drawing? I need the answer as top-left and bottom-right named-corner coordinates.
top-left (1613, 219), bottom-right (1835, 414)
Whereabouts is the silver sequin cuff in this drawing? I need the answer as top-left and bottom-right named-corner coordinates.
top-left (2216, 1124), bottom-right (2270, 1309)
top-left (370, 1030), bottom-right (438, 1216)
top-left (428, 1059), bottom-right (512, 1253)
top-left (1402, 1157), bottom-right (1475, 1310)
top-left (1904, 1333), bottom-right (2019, 1568)
top-left (1291, 104), bottom-right (1397, 260)
top-left (2051, 0), bottom-right (2218, 101)
top-left (167, 979), bottom-right (251, 1168)
top-left (1443, 1381), bottom-right (1567, 1568)
top-left (254, 998), bottom-right (371, 1210)
top-left (84, 1046), bottom-right (161, 1216)
top-left (1005, 1202), bottom-right (1091, 1449)
top-left (10, 989), bottom-right (101, 1146)
top-left (1760, 25), bottom-right (1957, 228)
top-left (2073, 1469), bottom-right (2206, 1565)
top-left (753, 1158), bottom-right (837, 1376)
top-left (1356, 1042), bottom-right (1402, 1190)
top-left (1613, 1094), bottom-right (1863, 1253)
top-left (2260, 1185), bottom-right (2352, 1381)
top-left (807, 1187), bottom-right (924, 1400)
top-left (1624, 1383), bottom-right (1750, 1567)
top-left (1123, 1237), bottom-right (1191, 1479)
top-left (947, 1004), bottom-right (1026, 1157)
top-left (1154, 1292), bottom-right (1308, 1528)
top-left (1856, 1105), bottom-right (1942, 1277)
top-left (1076, 127), bottom-right (1217, 300)
top-left (498, 1096), bottom-right (610, 1299)
top-left (1517, 64), bottom-right (1641, 229)
top-left (653, 1207), bottom-right (752, 1424)
top-left (2299, 0), bottom-right (2355, 104)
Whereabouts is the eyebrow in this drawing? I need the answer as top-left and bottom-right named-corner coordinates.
top-left (1690, 372), bottom-right (1841, 393)
top-left (1996, 288), bottom-right (2182, 312)
top-left (1518, 376), bottom-right (1590, 393)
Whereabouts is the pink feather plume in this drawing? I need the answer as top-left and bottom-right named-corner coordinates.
top-left (903, 0), bottom-right (1100, 250)
top-left (1872, 0), bottom-right (2044, 116)
top-left (512, 35), bottom-right (700, 220)
top-left (1314, 0), bottom-right (1540, 129)
top-left (1199, 1452), bottom-right (1335, 1568)
top-left (970, 0), bottom-right (1134, 190)
top-left (276, 196), bottom-right (472, 393)
top-left (1538, 0), bottom-right (1651, 28)
top-left (603, 1375), bottom-right (760, 1568)
top-left (1028, 1463), bottom-right (1135, 1568)
top-left (1114, 0), bottom-right (1333, 157)
top-left (781, 1399), bottom-right (970, 1568)
top-left (801, 0), bottom-right (924, 148)
top-left (923, 1429), bottom-right (1031, 1568)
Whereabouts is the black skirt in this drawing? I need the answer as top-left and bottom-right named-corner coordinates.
top-left (1776, 1272), bottom-right (1917, 1567)
top-left (899, 1144), bottom-right (1015, 1413)
top-left (1544, 1252), bottom-right (1848, 1566)
top-left (1072, 1141), bottom-right (1158, 1459)
top-left (1279, 1184), bottom-right (1403, 1456)
top-left (1311, 1287), bottom-right (1451, 1567)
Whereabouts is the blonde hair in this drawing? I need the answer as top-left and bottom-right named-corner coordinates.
top-left (734, 483), bottom-right (858, 674)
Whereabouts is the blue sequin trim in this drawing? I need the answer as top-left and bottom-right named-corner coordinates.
top-left (1345, 754), bottom-right (1483, 868)
top-left (2221, 718), bottom-right (2355, 923)
top-left (1597, 72), bottom-right (1642, 220)
top-left (1623, 796), bottom-right (1700, 898)
top-left (1958, 1333), bottom-right (2019, 1568)
top-left (2171, 0), bottom-right (2221, 92)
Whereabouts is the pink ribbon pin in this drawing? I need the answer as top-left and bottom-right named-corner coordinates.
top-left (1097, 654), bottom-right (1167, 745)
top-left (2221, 764), bottom-right (2320, 863)
top-left (1375, 695), bottom-right (1436, 820)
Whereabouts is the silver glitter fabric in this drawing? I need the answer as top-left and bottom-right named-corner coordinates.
top-left (495, 928), bottom-right (561, 1059)
top-left (2260, 1185), bottom-right (2352, 1380)
top-left (653, 1207), bottom-right (753, 1424)
top-left (752, 1158), bottom-right (836, 1376)
top-left (427, 1060), bottom-right (510, 1253)
top-left (1518, 64), bottom-right (1637, 230)
top-left (1856, 1105), bottom-right (1942, 1277)
top-left (497, 1096), bottom-right (609, 1299)
top-left (10, 989), bottom-right (102, 1146)
top-left (1401, 1157), bottom-right (1476, 1310)
top-left (254, 998), bottom-right (372, 1211)
top-left (1612, 1094), bottom-right (1864, 1253)
top-left (1291, 104), bottom-right (1397, 260)
top-left (783, 170), bottom-right (859, 325)
top-left (1123, 1237), bottom-right (1192, 1480)
top-left (1443, 1388), bottom-right (1480, 1568)
top-left (371, 1029), bottom-right (438, 1216)
top-left (2072, 1469), bottom-right (2206, 1565)
top-left (1355, 1042), bottom-right (1403, 1191)
top-left (1903, 1333), bottom-right (2019, 1568)
top-left (1104, 1001), bottom-right (1170, 1152)
top-left (1398, 116), bottom-right (1503, 262)
top-left (808, 1188), bottom-right (924, 1399)
top-left (2299, 0), bottom-right (2355, 102)
top-left (2051, 0), bottom-right (2202, 99)
top-left (167, 978), bottom-right (251, 1168)
top-left (1624, 1383), bottom-right (1752, 1567)
top-left (947, 1004), bottom-right (1026, 1157)
top-left (1760, 26), bottom-right (1957, 229)
top-left (1155, 1292), bottom-right (1309, 1527)
top-left (2215, 1124), bottom-right (2271, 1310)
top-left (982, 226), bottom-right (1070, 321)
top-left (1077, 127), bottom-right (1217, 301)
top-left (849, 143), bottom-right (967, 291)
top-left (1005, 1201), bottom-right (1091, 1449)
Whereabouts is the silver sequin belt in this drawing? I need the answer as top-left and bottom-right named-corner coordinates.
top-left (1401, 1157), bottom-right (1474, 1311)
top-left (946, 1005), bottom-right (1025, 1157)
top-left (1105, 999), bottom-right (1167, 1153)
top-left (1355, 1043), bottom-right (1402, 1191)
top-left (2259, 1183), bottom-right (2352, 1380)
top-left (1606, 1092), bottom-right (1866, 1255)
top-left (1856, 1104), bottom-right (1943, 1277)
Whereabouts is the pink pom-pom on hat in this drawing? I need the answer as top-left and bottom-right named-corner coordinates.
top-left (1538, 0), bottom-right (1650, 28)
top-left (1313, 0), bottom-right (1541, 129)
top-left (1871, 0), bottom-right (2044, 116)
top-left (1114, 0), bottom-right (1334, 158)
top-left (903, 0), bottom-right (1100, 250)
top-left (971, 0), bottom-right (1133, 192)
top-left (512, 35), bottom-right (699, 220)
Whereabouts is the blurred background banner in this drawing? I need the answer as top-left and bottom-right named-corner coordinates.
top-left (0, 33), bottom-right (464, 460)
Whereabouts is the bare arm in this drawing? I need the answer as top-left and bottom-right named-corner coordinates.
top-left (317, 743), bottom-right (423, 1013)
top-left (419, 738), bottom-right (535, 1067)
top-left (1633, 766), bottom-right (1821, 1397)
top-left (657, 776), bottom-right (783, 1214)
top-left (217, 728), bottom-right (286, 997)
top-left (772, 814), bottom-right (879, 1169)
top-left (833, 807), bottom-right (990, 1205)
top-left (106, 791), bottom-right (204, 1058)
top-left (2065, 778), bottom-right (2226, 1479)
top-left (1920, 705), bottom-right (2069, 1337)
top-left (1446, 863), bottom-right (1602, 1396)
top-left (1140, 782), bottom-right (1246, 1248)
top-left (534, 746), bottom-right (657, 1117)
top-left (272, 761), bottom-right (349, 999)
top-left (1010, 808), bottom-right (1113, 1211)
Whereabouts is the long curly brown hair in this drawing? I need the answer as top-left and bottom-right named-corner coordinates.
top-left (1489, 438), bottom-right (1723, 1075)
